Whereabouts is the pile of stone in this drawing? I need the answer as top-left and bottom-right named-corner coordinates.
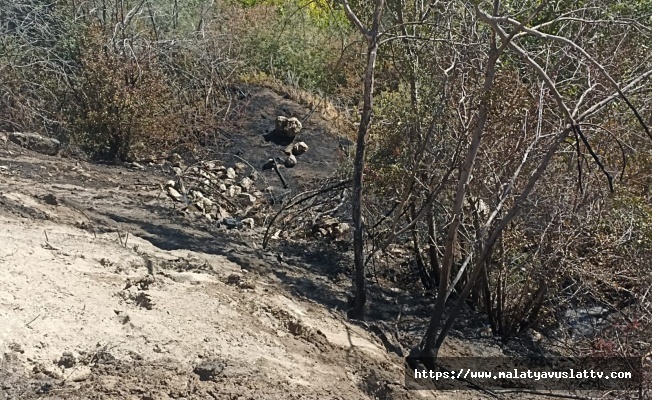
top-left (273, 116), bottom-right (309, 168)
top-left (163, 160), bottom-right (261, 229)
top-left (311, 216), bottom-right (350, 239)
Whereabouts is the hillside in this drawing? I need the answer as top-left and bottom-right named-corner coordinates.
top-left (2, 0), bottom-right (651, 398)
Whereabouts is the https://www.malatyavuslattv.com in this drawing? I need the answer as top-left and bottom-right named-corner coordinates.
top-left (405, 357), bottom-right (642, 390)
top-left (413, 368), bottom-right (633, 381)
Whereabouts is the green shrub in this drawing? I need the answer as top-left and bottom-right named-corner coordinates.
top-left (232, 0), bottom-right (353, 94)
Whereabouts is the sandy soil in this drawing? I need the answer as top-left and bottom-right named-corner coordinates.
top-left (0, 87), bottom-right (578, 400)
top-left (0, 125), bottom-right (470, 400)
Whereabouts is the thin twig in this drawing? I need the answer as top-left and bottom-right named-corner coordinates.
top-left (25, 314), bottom-right (40, 328)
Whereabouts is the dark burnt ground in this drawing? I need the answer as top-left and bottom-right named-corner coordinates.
top-left (206, 85), bottom-right (347, 195)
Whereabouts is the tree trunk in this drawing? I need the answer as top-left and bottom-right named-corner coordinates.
top-left (420, 48), bottom-right (500, 356)
top-left (346, 0), bottom-right (384, 318)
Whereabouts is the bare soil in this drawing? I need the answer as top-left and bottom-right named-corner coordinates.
top-left (0, 87), bottom-right (566, 400)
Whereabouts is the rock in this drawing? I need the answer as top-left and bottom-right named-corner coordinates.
top-left (222, 218), bottom-right (240, 229)
top-left (7, 132), bottom-right (60, 156)
top-left (226, 273), bottom-right (254, 289)
top-left (68, 365), bottom-right (92, 382)
top-left (202, 160), bottom-right (224, 171)
top-left (193, 360), bottom-right (225, 381)
top-left (274, 116), bottom-right (302, 139)
top-left (168, 153), bottom-right (182, 164)
top-left (164, 180), bottom-right (176, 188)
top-left (333, 222), bottom-right (350, 237)
top-left (33, 363), bottom-right (64, 380)
top-left (167, 187), bottom-right (184, 202)
top-left (8, 342), bottom-right (23, 353)
top-left (129, 162), bottom-right (144, 170)
top-left (57, 352), bottom-right (76, 368)
top-left (228, 185), bottom-right (242, 198)
top-left (226, 167), bottom-right (236, 179)
top-left (191, 190), bottom-right (204, 201)
top-left (227, 274), bottom-right (242, 285)
top-left (234, 162), bottom-right (247, 174)
top-left (43, 194), bottom-right (59, 206)
top-left (320, 217), bottom-right (339, 226)
top-left (262, 159), bottom-right (276, 171)
top-left (315, 227), bottom-right (329, 238)
top-left (313, 217), bottom-right (350, 239)
top-left (218, 183), bottom-right (227, 192)
top-left (242, 218), bottom-right (255, 229)
top-left (215, 205), bottom-right (230, 220)
top-left (239, 177), bottom-right (254, 191)
top-left (197, 198), bottom-right (213, 213)
top-left (292, 142), bottom-right (309, 156)
top-left (284, 154), bottom-right (297, 168)
top-left (237, 193), bottom-right (257, 207)
top-left (172, 167), bottom-right (183, 176)
top-left (0, 132), bottom-right (7, 144)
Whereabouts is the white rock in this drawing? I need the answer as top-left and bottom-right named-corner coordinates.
top-left (274, 116), bottom-right (302, 139)
top-left (69, 365), bottom-right (92, 382)
top-left (284, 154), bottom-right (297, 168)
top-left (226, 167), bottom-right (236, 179)
top-left (234, 162), bottom-right (247, 174)
top-left (167, 187), bottom-right (184, 202)
top-left (242, 218), bottom-right (255, 229)
top-left (191, 190), bottom-right (204, 200)
top-left (202, 160), bottom-right (224, 171)
top-left (228, 185), bottom-right (242, 198)
top-left (333, 222), bottom-right (350, 236)
top-left (239, 177), bottom-right (254, 191)
top-left (292, 142), bottom-right (309, 155)
top-left (202, 198), bottom-right (214, 212)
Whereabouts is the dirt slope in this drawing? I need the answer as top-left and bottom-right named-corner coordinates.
top-left (0, 123), bottom-right (502, 400)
